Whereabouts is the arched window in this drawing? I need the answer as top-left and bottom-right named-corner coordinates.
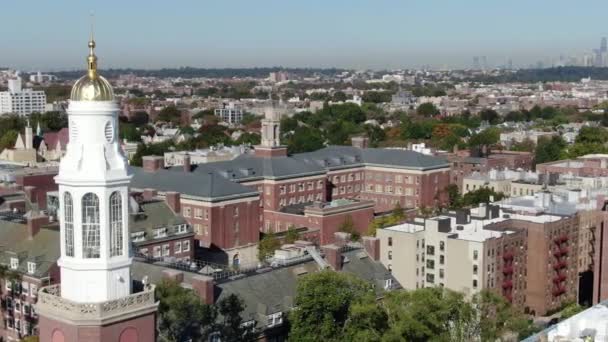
top-left (64, 192), bottom-right (74, 257)
top-left (82, 193), bottom-right (100, 258)
top-left (109, 191), bottom-right (123, 257)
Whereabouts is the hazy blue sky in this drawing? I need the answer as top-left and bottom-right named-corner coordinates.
top-left (1, 0), bottom-right (607, 70)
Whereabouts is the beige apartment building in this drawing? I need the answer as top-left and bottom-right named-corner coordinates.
top-left (377, 203), bottom-right (581, 315)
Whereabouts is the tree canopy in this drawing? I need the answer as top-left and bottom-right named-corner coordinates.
top-left (289, 272), bottom-right (537, 342)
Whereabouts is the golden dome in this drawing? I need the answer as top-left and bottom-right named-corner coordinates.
top-left (70, 38), bottom-right (114, 102)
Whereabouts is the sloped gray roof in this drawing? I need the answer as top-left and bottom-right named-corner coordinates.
top-left (293, 146), bottom-right (450, 170)
top-left (0, 218), bottom-right (59, 279)
top-left (131, 248), bottom-right (397, 330)
top-left (129, 200), bottom-right (191, 244)
top-left (169, 154), bottom-right (326, 181)
top-left (215, 249), bottom-right (396, 326)
top-left (129, 166), bottom-right (258, 201)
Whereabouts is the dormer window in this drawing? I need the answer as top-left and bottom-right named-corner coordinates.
top-left (175, 224), bottom-right (188, 234)
top-left (10, 258), bottom-right (18, 270)
top-left (27, 262), bottom-right (36, 275)
top-left (131, 231), bottom-right (146, 242)
top-left (267, 312), bottom-right (283, 327)
top-left (154, 227), bottom-right (168, 239)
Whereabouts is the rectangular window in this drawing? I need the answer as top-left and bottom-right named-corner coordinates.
top-left (154, 228), bottom-right (168, 238)
top-left (440, 255), bottom-right (445, 265)
top-left (183, 207), bottom-right (191, 217)
top-left (473, 265), bottom-right (478, 275)
top-left (153, 246), bottom-right (161, 257)
top-left (426, 259), bottom-right (435, 270)
top-left (183, 240), bottom-right (190, 252)
top-left (10, 258), bottom-right (18, 270)
top-left (426, 245), bottom-right (435, 256)
top-left (439, 241), bottom-right (445, 252)
top-left (234, 207), bottom-right (239, 217)
top-left (426, 273), bottom-right (435, 283)
top-left (473, 279), bottom-right (478, 288)
top-left (388, 251), bottom-right (392, 260)
top-left (27, 262), bottom-right (36, 275)
top-left (268, 312), bottom-right (283, 327)
top-left (175, 241), bottom-right (182, 254)
top-left (439, 269), bottom-right (444, 279)
top-left (473, 250), bottom-right (479, 260)
top-left (163, 244), bottom-right (170, 256)
top-left (194, 208), bottom-right (203, 218)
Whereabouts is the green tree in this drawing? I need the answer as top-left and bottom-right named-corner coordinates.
top-left (535, 136), bottom-right (566, 164)
top-left (445, 184), bottom-right (463, 209)
top-left (479, 109), bottom-right (500, 124)
top-left (381, 287), bottom-right (476, 342)
top-left (560, 302), bottom-right (584, 320)
top-left (120, 123), bottom-right (141, 142)
top-left (416, 102), bottom-right (440, 117)
top-left (511, 138), bottom-right (536, 152)
top-left (468, 127), bottom-right (500, 149)
top-left (289, 271), bottom-right (375, 342)
top-left (362, 91), bottom-right (392, 104)
top-left (158, 105), bottom-right (183, 125)
top-left (284, 225), bottom-right (299, 244)
top-left (0, 130), bottom-right (19, 151)
top-left (239, 113), bottom-right (260, 126)
top-left (391, 202), bottom-right (405, 221)
top-left (156, 279), bottom-right (215, 342)
top-left (258, 232), bottom-right (281, 262)
top-left (332, 91), bottom-right (348, 102)
top-left (285, 126), bottom-right (325, 154)
top-left (235, 132), bottom-right (261, 145)
top-left (575, 126), bottom-right (608, 144)
top-left (462, 187), bottom-right (505, 207)
top-left (131, 111), bottom-right (150, 126)
top-left (338, 215), bottom-right (359, 241)
top-left (215, 294), bottom-right (256, 342)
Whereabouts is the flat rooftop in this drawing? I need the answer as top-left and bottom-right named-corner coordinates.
top-left (384, 207), bottom-right (564, 243)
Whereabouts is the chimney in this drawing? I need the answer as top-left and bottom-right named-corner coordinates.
top-left (362, 236), bottom-right (380, 261)
top-left (23, 186), bottom-right (36, 203)
top-left (165, 192), bottom-right (181, 214)
top-left (142, 188), bottom-right (158, 201)
top-left (162, 269), bottom-right (184, 283)
top-left (27, 212), bottom-right (49, 240)
top-left (322, 244), bottom-right (342, 271)
top-left (142, 156), bottom-right (165, 172)
top-left (351, 136), bottom-right (369, 149)
top-left (183, 153), bottom-right (192, 172)
top-left (191, 275), bottom-right (215, 305)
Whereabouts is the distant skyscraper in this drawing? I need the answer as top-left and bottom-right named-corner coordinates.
top-left (472, 56), bottom-right (480, 70)
top-left (481, 56), bottom-right (488, 70)
top-left (601, 37), bottom-right (607, 53)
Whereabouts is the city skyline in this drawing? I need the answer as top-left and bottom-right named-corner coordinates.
top-left (1, 0), bottom-right (608, 71)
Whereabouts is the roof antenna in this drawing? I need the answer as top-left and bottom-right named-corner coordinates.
top-left (90, 11), bottom-right (95, 42)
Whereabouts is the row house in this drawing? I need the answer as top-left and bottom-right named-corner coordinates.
top-left (0, 210), bottom-right (59, 341)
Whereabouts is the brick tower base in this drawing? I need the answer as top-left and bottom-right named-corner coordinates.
top-left (36, 284), bottom-right (157, 342)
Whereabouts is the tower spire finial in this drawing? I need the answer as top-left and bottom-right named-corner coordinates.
top-left (87, 12), bottom-right (98, 79)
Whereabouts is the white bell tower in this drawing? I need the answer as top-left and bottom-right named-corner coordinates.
top-left (55, 36), bottom-right (132, 303)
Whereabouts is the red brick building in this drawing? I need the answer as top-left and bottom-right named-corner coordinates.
top-left (444, 149), bottom-right (534, 190)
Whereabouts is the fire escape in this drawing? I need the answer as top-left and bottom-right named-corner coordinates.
top-left (502, 249), bottom-right (514, 302)
top-left (552, 234), bottom-right (569, 297)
